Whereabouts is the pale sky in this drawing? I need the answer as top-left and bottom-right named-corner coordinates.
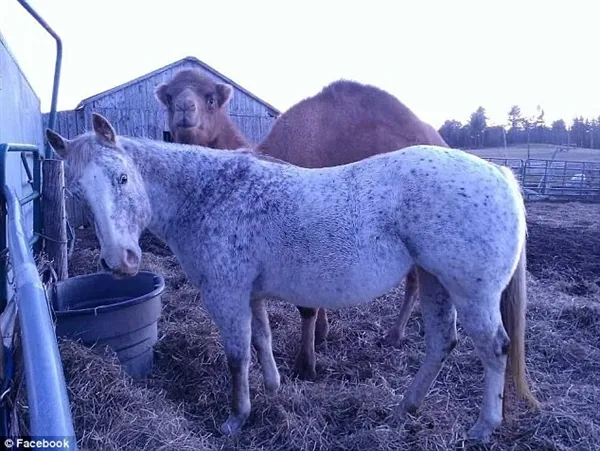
top-left (1, 0), bottom-right (598, 129)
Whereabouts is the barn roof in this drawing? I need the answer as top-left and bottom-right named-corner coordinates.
top-left (75, 56), bottom-right (280, 116)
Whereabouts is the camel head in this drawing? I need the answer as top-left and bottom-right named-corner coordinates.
top-left (155, 69), bottom-right (233, 145)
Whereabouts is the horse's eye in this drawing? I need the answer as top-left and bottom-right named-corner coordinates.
top-left (119, 174), bottom-right (128, 185)
top-left (207, 98), bottom-right (216, 107)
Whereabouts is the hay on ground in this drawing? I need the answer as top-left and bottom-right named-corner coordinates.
top-left (43, 202), bottom-right (600, 451)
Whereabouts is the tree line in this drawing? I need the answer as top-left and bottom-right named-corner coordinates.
top-left (438, 105), bottom-right (600, 150)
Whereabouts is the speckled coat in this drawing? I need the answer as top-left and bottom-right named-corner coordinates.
top-left (45, 114), bottom-right (539, 442)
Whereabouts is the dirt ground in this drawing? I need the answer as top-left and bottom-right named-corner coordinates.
top-left (468, 144), bottom-right (600, 162)
top-left (525, 202), bottom-right (600, 296)
top-left (58, 201), bottom-right (599, 451)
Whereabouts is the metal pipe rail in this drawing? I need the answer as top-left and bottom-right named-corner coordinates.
top-left (0, 143), bottom-right (42, 311)
top-left (15, 0), bottom-right (76, 255)
top-left (15, 0), bottom-right (62, 159)
top-left (3, 185), bottom-right (76, 448)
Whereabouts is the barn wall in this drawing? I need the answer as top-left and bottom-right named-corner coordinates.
top-left (0, 34), bottom-right (44, 301)
top-left (39, 109), bottom-right (91, 228)
top-left (41, 60), bottom-right (278, 228)
top-left (80, 61), bottom-right (276, 138)
top-left (45, 109), bottom-right (86, 138)
top-left (79, 60), bottom-right (275, 144)
top-left (42, 61), bottom-right (277, 142)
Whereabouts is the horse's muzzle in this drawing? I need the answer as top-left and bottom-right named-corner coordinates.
top-left (99, 247), bottom-right (141, 279)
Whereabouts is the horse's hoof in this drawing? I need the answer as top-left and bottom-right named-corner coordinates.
top-left (220, 414), bottom-right (246, 436)
top-left (382, 331), bottom-right (406, 349)
top-left (294, 364), bottom-right (317, 381)
top-left (294, 353), bottom-right (317, 380)
top-left (400, 398), bottom-right (418, 415)
top-left (293, 359), bottom-right (317, 380)
top-left (264, 377), bottom-right (281, 396)
top-left (265, 386), bottom-right (278, 397)
top-left (467, 419), bottom-right (497, 442)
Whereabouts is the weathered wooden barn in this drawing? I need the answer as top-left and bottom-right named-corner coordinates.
top-left (42, 56), bottom-right (281, 227)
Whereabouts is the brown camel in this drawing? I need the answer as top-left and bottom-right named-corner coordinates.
top-left (155, 70), bottom-right (449, 380)
top-left (154, 69), bottom-right (249, 149)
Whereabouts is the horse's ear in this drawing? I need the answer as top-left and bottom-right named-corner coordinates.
top-left (46, 128), bottom-right (70, 159)
top-left (154, 83), bottom-right (171, 107)
top-left (215, 83), bottom-right (233, 108)
top-left (92, 113), bottom-right (117, 145)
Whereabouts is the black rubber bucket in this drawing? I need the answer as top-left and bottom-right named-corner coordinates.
top-left (49, 271), bottom-right (165, 379)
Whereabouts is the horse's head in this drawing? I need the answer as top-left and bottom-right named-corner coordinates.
top-left (46, 113), bottom-right (150, 278)
top-left (154, 69), bottom-right (233, 145)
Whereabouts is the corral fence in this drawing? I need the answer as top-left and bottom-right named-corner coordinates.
top-left (483, 157), bottom-right (600, 202)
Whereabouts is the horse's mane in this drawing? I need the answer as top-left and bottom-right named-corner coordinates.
top-left (61, 132), bottom-right (104, 177)
top-left (232, 148), bottom-right (293, 166)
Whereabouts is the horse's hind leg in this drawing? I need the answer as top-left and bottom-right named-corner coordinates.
top-left (401, 269), bottom-right (457, 413)
top-left (202, 286), bottom-right (253, 436)
top-left (384, 267), bottom-right (419, 347)
top-left (452, 292), bottom-right (509, 440)
top-left (251, 298), bottom-right (280, 394)
top-left (294, 306), bottom-right (318, 380)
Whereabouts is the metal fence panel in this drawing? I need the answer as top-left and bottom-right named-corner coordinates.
top-left (482, 157), bottom-right (600, 202)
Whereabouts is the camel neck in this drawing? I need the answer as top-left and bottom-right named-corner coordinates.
top-left (211, 120), bottom-right (250, 150)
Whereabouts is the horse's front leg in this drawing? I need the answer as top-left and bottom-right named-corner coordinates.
top-left (251, 298), bottom-right (280, 394)
top-left (294, 306), bottom-right (318, 380)
top-left (202, 285), bottom-right (253, 435)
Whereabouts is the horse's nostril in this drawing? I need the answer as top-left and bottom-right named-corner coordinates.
top-left (125, 249), bottom-right (139, 267)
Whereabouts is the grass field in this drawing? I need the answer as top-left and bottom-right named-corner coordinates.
top-left (38, 200), bottom-right (600, 451)
top-left (465, 143), bottom-right (600, 162)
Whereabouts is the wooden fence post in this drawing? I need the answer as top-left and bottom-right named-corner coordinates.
top-left (42, 159), bottom-right (68, 281)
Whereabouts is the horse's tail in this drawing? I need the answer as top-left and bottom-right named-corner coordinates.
top-left (500, 236), bottom-right (540, 412)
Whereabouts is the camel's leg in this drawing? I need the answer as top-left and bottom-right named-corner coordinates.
top-left (401, 269), bottom-right (457, 413)
top-left (384, 267), bottom-right (419, 347)
top-left (452, 293), bottom-right (509, 440)
top-left (315, 308), bottom-right (330, 344)
top-left (202, 286), bottom-right (253, 436)
top-left (294, 306), bottom-right (318, 380)
top-left (251, 298), bottom-right (280, 394)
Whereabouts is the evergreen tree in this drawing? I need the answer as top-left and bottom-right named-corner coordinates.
top-left (438, 120), bottom-right (463, 148)
top-left (468, 106), bottom-right (488, 148)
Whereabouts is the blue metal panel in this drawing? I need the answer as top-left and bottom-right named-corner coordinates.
top-left (3, 184), bottom-right (76, 448)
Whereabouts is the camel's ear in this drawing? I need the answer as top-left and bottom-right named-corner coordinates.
top-left (154, 83), bottom-right (171, 107)
top-left (92, 113), bottom-right (117, 145)
top-left (46, 128), bottom-right (70, 159)
top-left (215, 83), bottom-right (233, 108)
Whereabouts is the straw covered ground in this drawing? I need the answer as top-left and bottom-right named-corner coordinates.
top-left (57, 201), bottom-right (599, 451)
